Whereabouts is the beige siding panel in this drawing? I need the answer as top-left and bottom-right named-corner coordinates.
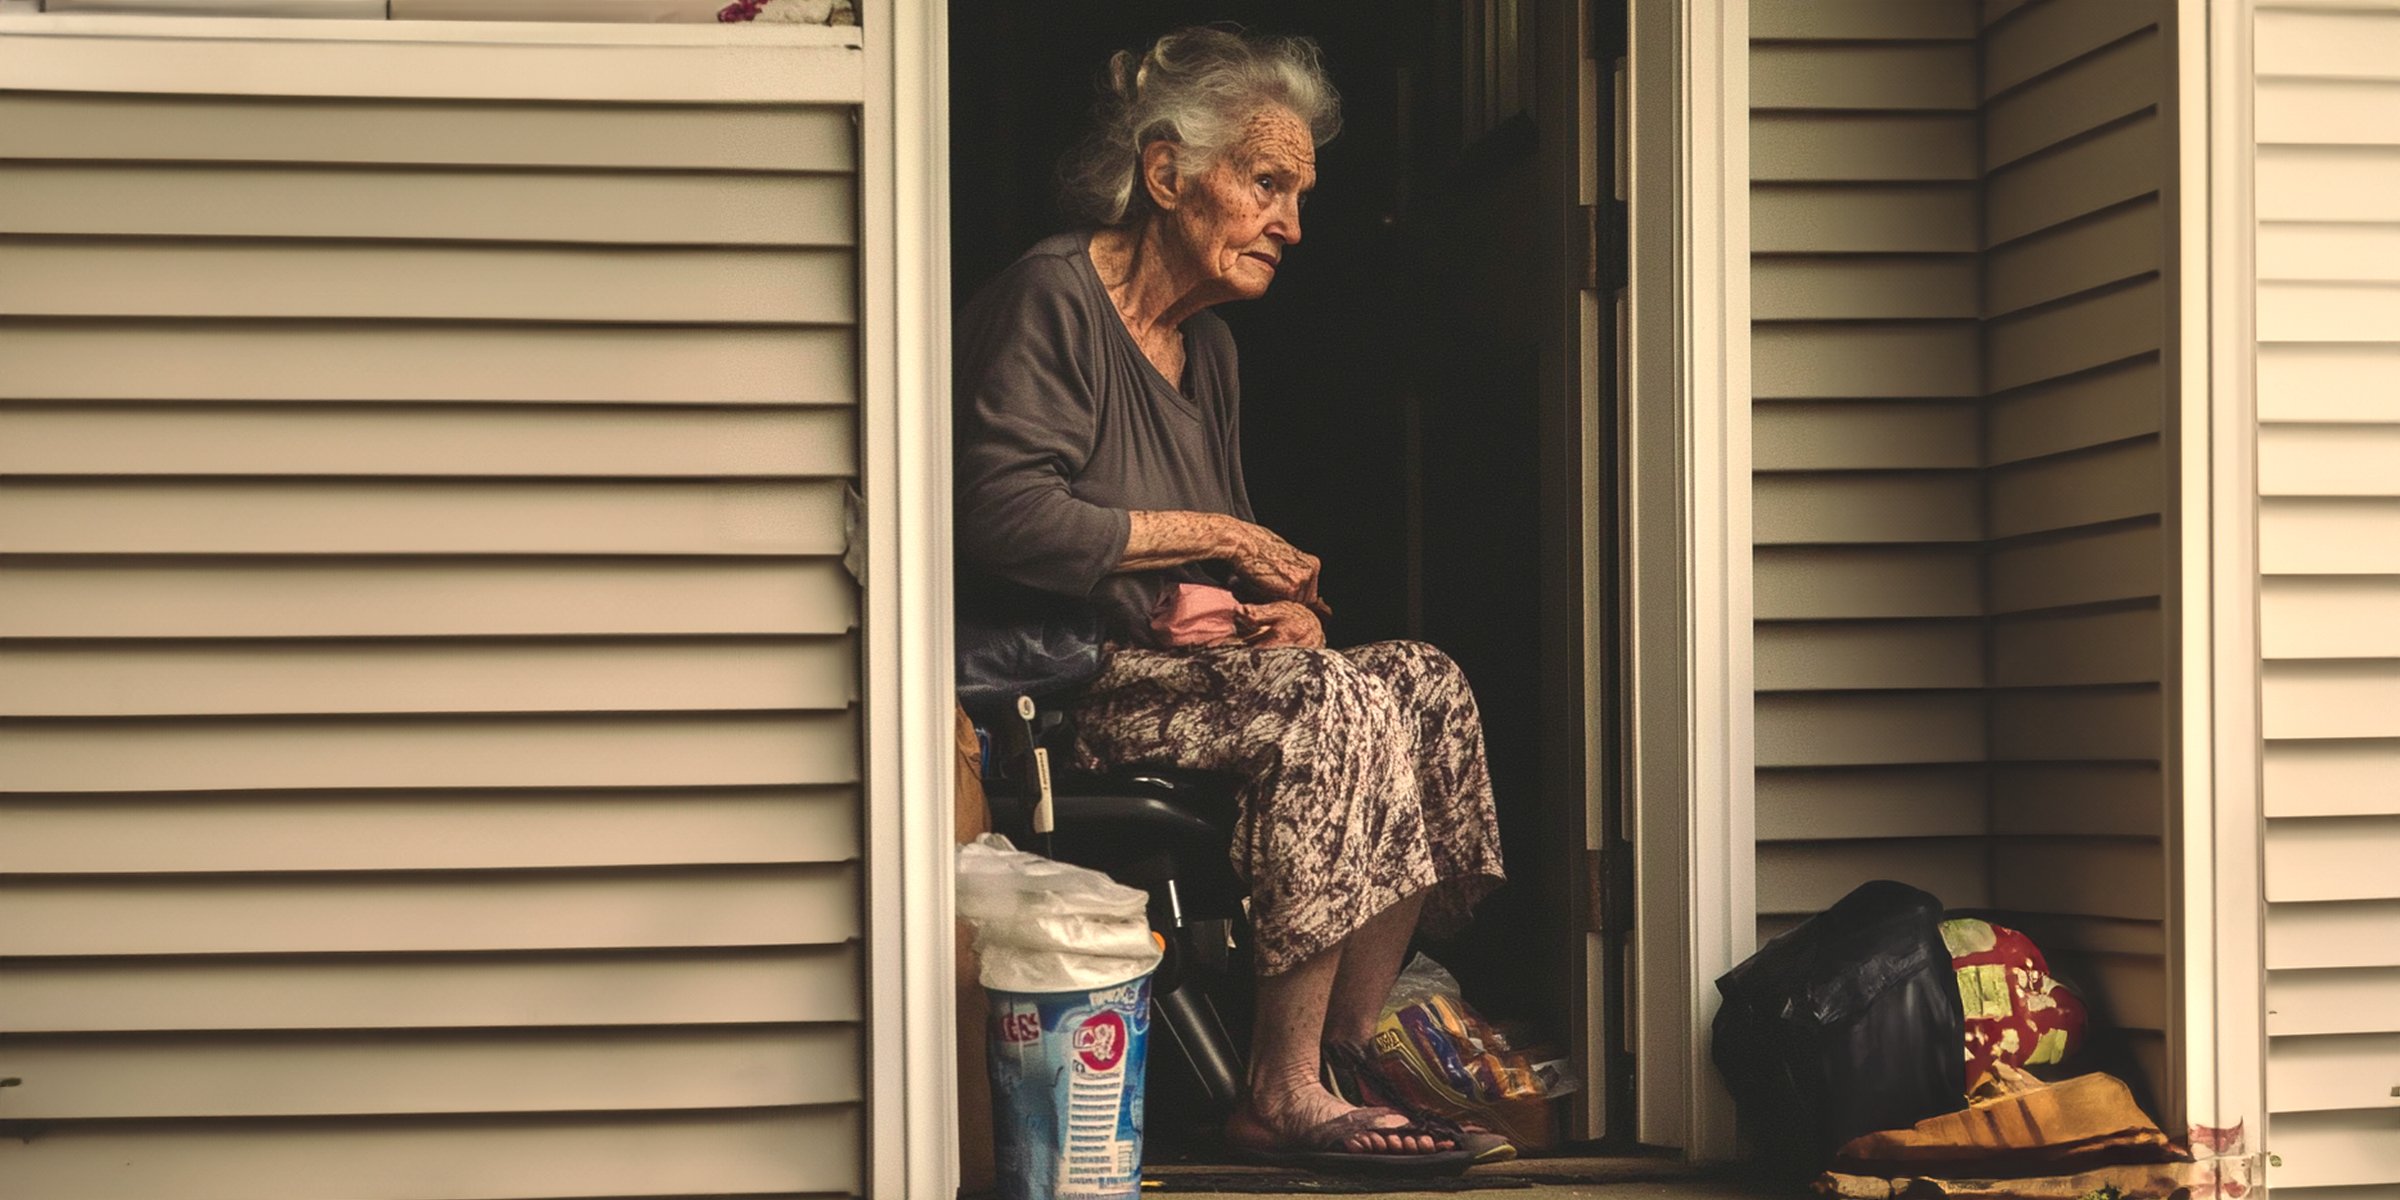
top-left (1755, 838), bottom-right (1991, 913)
top-left (1990, 604), bottom-right (2164, 687)
top-left (1752, 256), bottom-right (1979, 321)
top-left (1755, 691), bottom-right (1988, 767)
top-left (2, 1028), bottom-right (860, 1118)
top-left (2262, 498), bottom-right (2400, 574)
top-left (1751, 184), bottom-right (1980, 253)
top-left (1750, 0), bottom-right (1977, 40)
top-left (1753, 323), bottom-right (1981, 398)
top-left (0, 864), bottom-right (860, 956)
top-left (0, 480), bottom-right (845, 556)
top-left (1992, 838), bottom-right (2167, 921)
top-left (1750, 42), bottom-right (1978, 111)
top-left (2266, 660), bottom-right (2400, 739)
top-left (2015, 914), bottom-right (2168, 958)
top-left (0, 241), bottom-right (855, 324)
top-left (2256, 427), bottom-right (2400, 496)
top-left (2265, 740), bottom-right (2400, 817)
top-left (2065, 951), bottom-right (2169, 1030)
top-left (2257, 6), bottom-right (2400, 81)
top-left (1983, 200), bottom-right (2161, 316)
top-left (2266, 577), bottom-right (2400, 660)
top-left (0, 92), bottom-right (855, 171)
top-left (1755, 619), bottom-right (1985, 690)
top-left (1985, 279), bottom-right (2165, 393)
top-left (1981, 0), bottom-right (2031, 26)
top-left (0, 711), bottom-right (859, 793)
top-left (0, 165), bottom-right (855, 246)
top-left (1750, 113), bottom-right (1979, 181)
top-left (2265, 900), bottom-right (2400, 970)
top-left (1754, 765), bottom-right (1988, 840)
top-left (2268, 817), bottom-right (2400, 901)
top-left (2262, 1109), bottom-right (2400, 1190)
top-left (2257, 77), bottom-right (2400, 146)
top-left (2261, 281), bottom-right (2400, 343)
top-left (0, 322), bottom-right (855, 404)
top-left (1990, 762), bottom-right (2164, 835)
top-left (0, 637), bottom-right (856, 717)
top-left (1754, 546), bottom-right (1984, 619)
top-left (2267, 968), bottom-right (2400, 1036)
top-left (1982, 0), bottom-right (2160, 98)
top-left (2258, 343), bottom-right (2400, 423)
top-left (2, 946), bottom-right (865, 1033)
top-left (1987, 438), bottom-right (2163, 539)
top-left (1986, 355), bottom-right (2164, 464)
top-left (0, 560), bottom-right (857, 640)
top-left (0, 1108), bottom-right (860, 1200)
top-left (0, 403), bottom-right (856, 478)
top-left (1987, 521), bottom-right (2163, 613)
top-left (1984, 114), bottom-right (2162, 246)
top-left (2268, 1033), bottom-right (2400, 1114)
top-left (2261, 222), bottom-right (2400, 284)
top-left (1983, 28), bottom-right (2161, 168)
top-left (2258, 146), bottom-right (2400, 223)
top-left (1753, 401), bottom-right (1982, 470)
top-left (1, 786), bottom-right (861, 873)
top-left (1753, 472), bottom-right (1983, 544)
top-left (1990, 686), bottom-right (2162, 761)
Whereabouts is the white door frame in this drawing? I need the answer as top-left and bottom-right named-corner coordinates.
top-left (1624, 0), bottom-right (1751, 1160)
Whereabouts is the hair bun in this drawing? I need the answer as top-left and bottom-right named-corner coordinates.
top-left (1106, 50), bottom-right (1140, 104)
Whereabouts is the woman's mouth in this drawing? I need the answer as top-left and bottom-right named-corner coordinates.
top-left (1243, 251), bottom-right (1280, 271)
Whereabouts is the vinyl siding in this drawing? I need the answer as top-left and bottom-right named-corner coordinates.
top-left (0, 29), bottom-right (866, 1200)
top-left (2256, 4), bottom-right (2400, 1192)
top-left (1750, 0), bottom-right (2172, 1112)
top-left (1750, 0), bottom-right (1994, 936)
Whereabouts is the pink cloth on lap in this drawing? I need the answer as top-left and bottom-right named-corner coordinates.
top-left (1150, 583), bottom-right (1241, 647)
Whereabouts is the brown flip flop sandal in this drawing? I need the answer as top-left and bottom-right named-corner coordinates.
top-left (1321, 1039), bottom-right (1519, 1165)
top-left (1227, 1104), bottom-right (1479, 1177)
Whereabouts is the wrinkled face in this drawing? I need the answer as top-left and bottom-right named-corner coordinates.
top-left (1160, 105), bottom-right (1316, 302)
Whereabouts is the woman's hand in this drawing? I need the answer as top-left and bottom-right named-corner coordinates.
top-left (1122, 511), bottom-right (1332, 617)
top-left (1233, 600), bottom-right (1326, 649)
top-left (1225, 523), bottom-right (1332, 617)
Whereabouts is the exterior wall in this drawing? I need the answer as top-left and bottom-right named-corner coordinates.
top-left (0, 20), bottom-right (871, 1198)
top-left (2252, 3), bottom-right (2400, 1193)
top-left (1747, 0), bottom-right (2176, 1113)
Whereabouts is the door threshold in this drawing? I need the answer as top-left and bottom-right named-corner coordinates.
top-left (1138, 1154), bottom-right (1793, 1198)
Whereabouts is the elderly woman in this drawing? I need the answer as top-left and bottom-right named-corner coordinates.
top-left (954, 28), bottom-right (1508, 1171)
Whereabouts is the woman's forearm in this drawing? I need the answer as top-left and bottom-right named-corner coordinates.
top-left (1119, 510), bottom-right (1249, 571)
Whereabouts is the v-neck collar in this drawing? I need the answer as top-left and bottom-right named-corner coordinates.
top-left (1079, 230), bottom-right (1204, 418)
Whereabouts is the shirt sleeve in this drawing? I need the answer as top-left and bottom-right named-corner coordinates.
top-left (952, 256), bottom-right (1134, 598)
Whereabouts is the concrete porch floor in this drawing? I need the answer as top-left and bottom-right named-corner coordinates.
top-left (1144, 1156), bottom-right (1804, 1200)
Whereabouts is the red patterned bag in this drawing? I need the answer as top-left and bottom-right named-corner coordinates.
top-left (1939, 918), bottom-right (2089, 1094)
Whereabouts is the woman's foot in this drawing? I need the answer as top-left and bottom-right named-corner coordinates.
top-left (1226, 1081), bottom-right (1458, 1157)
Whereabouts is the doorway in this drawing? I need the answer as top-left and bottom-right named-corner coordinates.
top-left (948, 0), bottom-right (1626, 1156)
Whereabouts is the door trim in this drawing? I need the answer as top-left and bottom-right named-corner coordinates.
top-left (1624, 0), bottom-right (1750, 1159)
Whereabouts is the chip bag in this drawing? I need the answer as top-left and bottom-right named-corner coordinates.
top-left (1349, 954), bottom-right (1577, 1150)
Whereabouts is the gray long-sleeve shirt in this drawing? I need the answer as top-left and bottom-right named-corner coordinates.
top-left (954, 230), bottom-right (1254, 657)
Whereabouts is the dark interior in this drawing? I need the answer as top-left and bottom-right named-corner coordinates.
top-left (950, 0), bottom-right (1604, 1151)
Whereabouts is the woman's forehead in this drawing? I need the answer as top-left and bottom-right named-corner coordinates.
top-left (1231, 108), bottom-right (1316, 172)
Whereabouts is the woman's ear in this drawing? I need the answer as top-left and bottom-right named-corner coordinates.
top-left (1139, 140), bottom-right (1181, 212)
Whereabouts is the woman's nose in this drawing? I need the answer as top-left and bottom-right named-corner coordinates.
top-left (1271, 199), bottom-right (1302, 246)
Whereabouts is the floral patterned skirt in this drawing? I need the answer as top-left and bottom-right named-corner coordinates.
top-left (1068, 639), bottom-right (1506, 976)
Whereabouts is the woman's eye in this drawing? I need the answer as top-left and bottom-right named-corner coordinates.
top-left (1256, 175), bottom-right (1277, 192)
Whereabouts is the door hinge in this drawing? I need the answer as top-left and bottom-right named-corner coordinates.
top-left (1585, 843), bottom-right (1634, 935)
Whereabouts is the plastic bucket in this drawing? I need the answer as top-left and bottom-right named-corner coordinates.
top-left (985, 972), bottom-right (1153, 1200)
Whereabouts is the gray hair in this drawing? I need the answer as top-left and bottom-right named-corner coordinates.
top-left (1058, 27), bottom-right (1342, 228)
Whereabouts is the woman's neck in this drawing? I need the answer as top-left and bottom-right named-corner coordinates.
top-left (1089, 221), bottom-right (1212, 342)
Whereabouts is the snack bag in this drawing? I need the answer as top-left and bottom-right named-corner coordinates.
top-left (1354, 955), bottom-right (1577, 1150)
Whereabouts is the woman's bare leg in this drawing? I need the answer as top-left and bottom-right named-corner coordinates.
top-left (1230, 936), bottom-right (1451, 1155)
top-left (1321, 890), bottom-right (1427, 1048)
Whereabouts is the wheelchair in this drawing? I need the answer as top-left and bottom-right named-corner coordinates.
top-left (975, 698), bottom-right (1255, 1144)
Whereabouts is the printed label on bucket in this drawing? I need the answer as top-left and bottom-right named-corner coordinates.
top-left (987, 976), bottom-right (1151, 1200)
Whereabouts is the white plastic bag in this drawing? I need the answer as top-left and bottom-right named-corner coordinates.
top-left (956, 835), bottom-right (1162, 993)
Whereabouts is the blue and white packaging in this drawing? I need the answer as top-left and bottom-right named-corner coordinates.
top-left (958, 836), bottom-right (1164, 1200)
top-left (987, 975), bottom-right (1152, 1200)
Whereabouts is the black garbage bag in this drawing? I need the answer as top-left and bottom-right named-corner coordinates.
top-left (1711, 880), bottom-right (1966, 1180)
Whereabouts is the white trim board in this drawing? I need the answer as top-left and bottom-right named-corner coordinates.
top-left (0, 14), bottom-right (863, 104)
top-left (856, 0), bottom-right (958, 1195)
